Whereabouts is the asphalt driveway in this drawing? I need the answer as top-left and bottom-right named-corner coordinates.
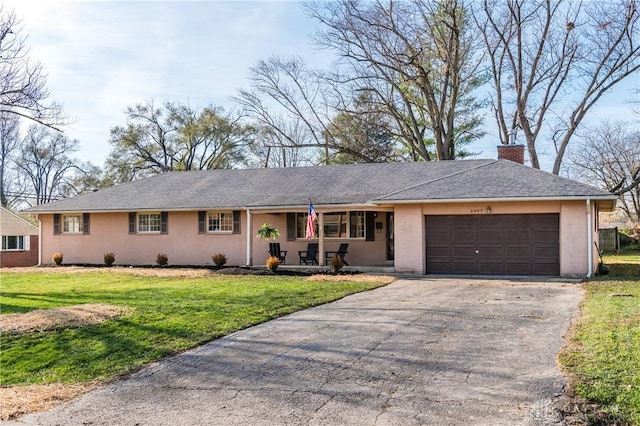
top-left (14, 278), bottom-right (583, 426)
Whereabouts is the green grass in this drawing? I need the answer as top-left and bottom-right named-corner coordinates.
top-left (560, 253), bottom-right (640, 424)
top-left (0, 271), bottom-right (389, 386)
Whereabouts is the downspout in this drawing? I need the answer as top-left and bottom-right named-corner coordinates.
top-left (246, 209), bottom-right (252, 266)
top-left (37, 215), bottom-right (42, 266)
top-left (586, 199), bottom-right (593, 278)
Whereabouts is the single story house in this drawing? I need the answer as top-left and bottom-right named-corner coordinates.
top-left (1, 206), bottom-right (39, 267)
top-left (25, 146), bottom-right (616, 277)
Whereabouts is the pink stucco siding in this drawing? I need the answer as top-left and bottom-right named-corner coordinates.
top-left (39, 210), bottom-right (391, 267)
top-left (40, 212), bottom-right (247, 266)
top-left (393, 205), bottom-right (425, 274)
top-left (36, 200), bottom-right (603, 276)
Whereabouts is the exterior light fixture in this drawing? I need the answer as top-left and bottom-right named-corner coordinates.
top-left (486, 206), bottom-right (492, 214)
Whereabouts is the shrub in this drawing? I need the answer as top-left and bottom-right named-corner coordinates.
top-left (212, 253), bottom-right (227, 267)
top-left (52, 252), bottom-right (63, 266)
top-left (156, 253), bottom-right (168, 266)
top-left (266, 256), bottom-right (279, 272)
top-left (104, 252), bottom-right (115, 266)
top-left (330, 255), bottom-right (344, 273)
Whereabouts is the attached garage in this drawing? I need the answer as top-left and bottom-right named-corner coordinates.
top-left (426, 214), bottom-right (559, 275)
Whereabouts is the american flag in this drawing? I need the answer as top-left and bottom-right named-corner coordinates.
top-left (306, 201), bottom-right (317, 240)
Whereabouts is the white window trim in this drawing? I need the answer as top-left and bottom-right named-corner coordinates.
top-left (62, 214), bottom-right (84, 234)
top-left (1, 235), bottom-right (28, 251)
top-left (207, 211), bottom-right (233, 233)
top-left (137, 212), bottom-right (162, 234)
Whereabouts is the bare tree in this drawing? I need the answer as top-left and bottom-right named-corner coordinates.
top-left (105, 100), bottom-right (253, 183)
top-left (568, 121), bottom-right (640, 223)
top-left (0, 113), bottom-right (21, 207)
top-left (17, 125), bottom-right (81, 206)
top-left (306, 0), bottom-right (486, 161)
top-left (475, 0), bottom-right (640, 173)
top-left (234, 56), bottom-right (336, 166)
top-left (0, 7), bottom-right (66, 130)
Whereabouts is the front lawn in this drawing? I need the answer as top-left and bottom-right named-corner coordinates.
top-left (560, 253), bottom-right (640, 424)
top-left (0, 269), bottom-right (390, 386)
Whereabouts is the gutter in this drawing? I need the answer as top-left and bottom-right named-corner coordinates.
top-left (372, 195), bottom-right (617, 205)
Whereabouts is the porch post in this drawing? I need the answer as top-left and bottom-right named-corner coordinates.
top-left (246, 209), bottom-right (253, 266)
top-left (318, 212), bottom-right (325, 266)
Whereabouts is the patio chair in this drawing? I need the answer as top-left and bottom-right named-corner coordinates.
top-left (298, 243), bottom-right (319, 265)
top-left (325, 243), bottom-right (349, 265)
top-left (268, 242), bottom-right (287, 264)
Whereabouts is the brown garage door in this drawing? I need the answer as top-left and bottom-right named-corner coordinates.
top-left (426, 214), bottom-right (559, 275)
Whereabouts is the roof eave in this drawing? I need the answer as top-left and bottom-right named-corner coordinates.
top-left (372, 195), bottom-right (618, 206)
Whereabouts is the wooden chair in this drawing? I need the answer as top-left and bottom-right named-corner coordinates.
top-left (325, 243), bottom-right (349, 265)
top-left (268, 242), bottom-right (287, 264)
top-left (298, 243), bottom-right (319, 265)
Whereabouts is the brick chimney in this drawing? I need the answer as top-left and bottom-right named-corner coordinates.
top-left (497, 144), bottom-right (525, 164)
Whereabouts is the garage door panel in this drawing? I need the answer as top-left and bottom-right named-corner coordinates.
top-left (505, 245), bottom-right (531, 258)
top-left (533, 214), bottom-right (559, 227)
top-left (533, 245), bottom-right (559, 259)
top-left (478, 229), bottom-right (503, 242)
top-left (425, 214), bottom-right (559, 275)
top-left (450, 261), bottom-right (476, 274)
top-left (532, 261), bottom-right (560, 275)
top-left (533, 230), bottom-right (558, 243)
top-left (451, 216), bottom-right (476, 228)
top-left (477, 216), bottom-right (505, 229)
top-left (505, 230), bottom-right (530, 241)
top-left (478, 261), bottom-right (505, 274)
top-left (451, 230), bottom-right (475, 242)
top-left (426, 229), bottom-right (450, 243)
top-left (506, 262), bottom-right (532, 275)
top-left (426, 260), bottom-right (452, 274)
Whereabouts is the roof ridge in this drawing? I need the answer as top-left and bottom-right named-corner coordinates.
top-left (374, 160), bottom-right (497, 200)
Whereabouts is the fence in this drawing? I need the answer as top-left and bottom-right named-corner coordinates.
top-left (598, 227), bottom-right (619, 252)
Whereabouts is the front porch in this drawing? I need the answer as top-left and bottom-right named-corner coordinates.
top-left (246, 208), bottom-right (395, 269)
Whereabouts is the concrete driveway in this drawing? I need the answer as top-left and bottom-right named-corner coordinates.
top-left (14, 278), bottom-right (582, 426)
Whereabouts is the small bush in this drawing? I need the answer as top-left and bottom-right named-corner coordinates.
top-left (156, 253), bottom-right (168, 266)
top-left (104, 252), bottom-right (115, 266)
top-left (212, 253), bottom-right (227, 267)
top-left (52, 252), bottom-right (63, 266)
top-left (266, 256), bottom-right (279, 272)
top-left (330, 255), bottom-right (344, 273)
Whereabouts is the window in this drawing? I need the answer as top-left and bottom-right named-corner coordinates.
top-left (295, 211), bottom-right (366, 239)
top-left (208, 212), bottom-right (233, 232)
top-left (63, 215), bottom-right (84, 233)
top-left (2, 235), bottom-right (27, 251)
top-left (296, 213), bottom-right (318, 239)
top-left (138, 213), bottom-right (162, 233)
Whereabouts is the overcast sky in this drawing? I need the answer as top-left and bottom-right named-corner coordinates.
top-left (5, 0), bottom-right (639, 172)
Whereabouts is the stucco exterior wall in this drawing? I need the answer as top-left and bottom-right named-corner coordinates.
top-left (393, 205), bottom-right (425, 273)
top-left (40, 212), bottom-right (248, 266)
top-left (36, 200), bottom-right (603, 275)
top-left (38, 210), bottom-right (390, 267)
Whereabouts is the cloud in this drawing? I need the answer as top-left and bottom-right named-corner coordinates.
top-left (2, 1), bottom-right (322, 164)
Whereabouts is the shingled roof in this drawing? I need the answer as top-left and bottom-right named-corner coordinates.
top-left (25, 159), bottom-right (616, 213)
